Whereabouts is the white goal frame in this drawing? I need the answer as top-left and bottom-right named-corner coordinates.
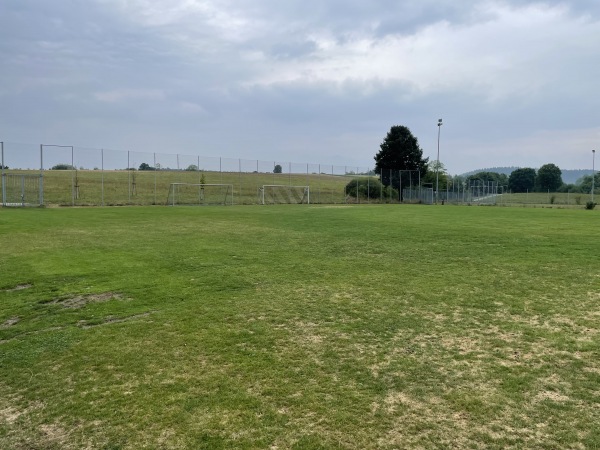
top-left (259, 185), bottom-right (310, 205)
top-left (167, 183), bottom-right (233, 206)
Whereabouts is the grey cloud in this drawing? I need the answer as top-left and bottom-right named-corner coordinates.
top-left (1, 0), bottom-right (599, 173)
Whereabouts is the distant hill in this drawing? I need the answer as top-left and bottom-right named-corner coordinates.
top-left (460, 167), bottom-right (594, 185)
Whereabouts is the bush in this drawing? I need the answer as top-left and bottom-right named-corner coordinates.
top-left (345, 178), bottom-right (397, 199)
top-left (550, 195), bottom-right (556, 204)
top-left (51, 164), bottom-right (75, 170)
top-left (585, 201), bottom-right (596, 210)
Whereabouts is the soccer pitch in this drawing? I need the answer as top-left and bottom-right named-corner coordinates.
top-left (1, 205), bottom-right (599, 449)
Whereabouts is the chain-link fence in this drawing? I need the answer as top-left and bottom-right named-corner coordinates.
top-left (1, 141), bottom-right (422, 206)
top-left (1, 141), bottom-right (595, 207)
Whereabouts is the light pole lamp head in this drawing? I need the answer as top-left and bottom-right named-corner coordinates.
top-left (438, 119), bottom-right (443, 126)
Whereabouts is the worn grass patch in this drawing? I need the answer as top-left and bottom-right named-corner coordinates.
top-left (0, 205), bottom-right (599, 449)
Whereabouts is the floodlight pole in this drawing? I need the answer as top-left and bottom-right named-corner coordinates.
top-left (435, 118), bottom-right (443, 204)
top-left (592, 149), bottom-right (596, 203)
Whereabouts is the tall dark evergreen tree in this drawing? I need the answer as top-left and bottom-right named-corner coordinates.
top-left (508, 168), bottom-right (536, 193)
top-left (374, 125), bottom-right (429, 196)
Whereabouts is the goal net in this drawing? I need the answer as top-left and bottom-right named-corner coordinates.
top-left (259, 185), bottom-right (310, 205)
top-left (167, 183), bottom-right (233, 206)
top-left (2, 174), bottom-right (43, 207)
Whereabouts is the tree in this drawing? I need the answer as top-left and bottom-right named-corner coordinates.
top-left (374, 125), bottom-right (429, 197)
top-left (138, 162), bottom-right (155, 171)
top-left (508, 168), bottom-right (536, 193)
top-left (273, 164), bottom-right (282, 174)
top-left (536, 164), bottom-right (562, 192)
top-left (185, 164), bottom-right (199, 171)
top-left (421, 160), bottom-right (448, 189)
top-left (578, 173), bottom-right (600, 194)
top-left (344, 177), bottom-right (394, 200)
top-left (0, 164), bottom-right (8, 169)
top-left (465, 171), bottom-right (508, 186)
top-left (51, 164), bottom-right (75, 170)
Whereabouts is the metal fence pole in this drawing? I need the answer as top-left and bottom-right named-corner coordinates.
top-left (399, 170), bottom-right (402, 202)
top-left (331, 165), bottom-right (334, 204)
top-left (306, 163), bottom-right (309, 196)
top-left (128, 151), bottom-right (131, 204)
top-left (154, 153), bottom-right (158, 205)
top-left (40, 144), bottom-right (44, 205)
top-left (71, 146), bottom-right (75, 206)
top-left (101, 149), bottom-right (105, 207)
top-left (317, 164), bottom-right (320, 204)
top-left (1, 141), bottom-right (5, 206)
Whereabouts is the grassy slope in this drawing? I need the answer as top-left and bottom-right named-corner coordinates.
top-left (5, 170), bottom-right (359, 206)
top-left (0, 205), bottom-right (599, 449)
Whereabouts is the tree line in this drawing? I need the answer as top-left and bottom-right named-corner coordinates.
top-left (370, 125), bottom-right (598, 195)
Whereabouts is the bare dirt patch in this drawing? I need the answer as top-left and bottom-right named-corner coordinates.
top-left (52, 292), bottom-right (123, 309)
top-left (1, 317), bottom-right (19, 328)
top-left (4, 283), bottom-right (33, 292)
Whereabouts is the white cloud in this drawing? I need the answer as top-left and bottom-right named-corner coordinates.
top-left (1, 0), bottom-right (599, 172)
top-left (243, 2), bottom-right (600, 104)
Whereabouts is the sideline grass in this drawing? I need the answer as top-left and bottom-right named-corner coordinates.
top-left (1, 205), bottom-right (599, 449)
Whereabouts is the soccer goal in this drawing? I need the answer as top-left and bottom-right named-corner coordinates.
top-left (2, 173), bottom-right (43, 207)
top-left (258, 185), bottom-right (310, 205)
top-left (167, 183), bottom-right (233, 206)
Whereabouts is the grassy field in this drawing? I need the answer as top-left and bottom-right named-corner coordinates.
top-left (497, 192), bottom-right (595, 207)
top-left (1, 205), bottom-right (599, 449)
top-left (2, 169), bottom-right (369, 206)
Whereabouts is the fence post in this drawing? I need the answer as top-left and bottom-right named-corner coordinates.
top-left (318, 164), bottom-right (321, 204)
top-left (154, 153), bottom-right (158, 205)
top-left (101, 149), bottom-right (105, 207)
top-left (39, 144), bottom-right (44, 205)
top-left (399, 170), bottom-right (402, 202)
top-left (71, 146), bottom-right (75, 206)
top-left (1, 142), bottom-right (5, 206)
top-left (128, 151), bottom-right (131, 204)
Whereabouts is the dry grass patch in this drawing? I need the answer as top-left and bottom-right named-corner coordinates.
top-left (3, 283), bottom-right (33, 292)
top-left (51, 292), bottom-right (124, 309)
top-left (1, 317), bottom-right (20, 328)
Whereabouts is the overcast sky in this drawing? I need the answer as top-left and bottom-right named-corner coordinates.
top-left (1, 0), bottom-right (599, 174)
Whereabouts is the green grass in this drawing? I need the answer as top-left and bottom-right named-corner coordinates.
top-left (497, 192), bottom-right (594, 206)
top-left (1, 205), bottom-right (599, 449)
top-left (4, 169), bottom-right (368, 206)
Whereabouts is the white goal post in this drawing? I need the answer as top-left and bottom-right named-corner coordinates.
top-left (258, 185), bottom-right (310, 205)
top-left (167, 183), bottom-right (233, 206)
